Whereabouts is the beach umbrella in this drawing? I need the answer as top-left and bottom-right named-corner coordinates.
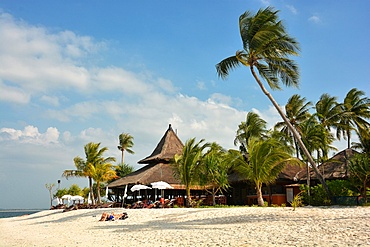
top-left (151, 181), bottom-right (173, 199)
top-left (70, 195), bottom-right (84, 204)
top-left (151, 181), bottom-right (174, 190)
top-left (88, 193), bottom-right (92, 204)
top-left (61, 194), bottom-right (72, 206)
top-left (130, 184), bottom-right (152, 192)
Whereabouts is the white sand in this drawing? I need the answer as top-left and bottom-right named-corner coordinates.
top-left (0, 206), bottom-right (369, 247)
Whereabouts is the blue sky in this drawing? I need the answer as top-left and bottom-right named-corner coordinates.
top-left (0, 0), bottom-right (369, 209)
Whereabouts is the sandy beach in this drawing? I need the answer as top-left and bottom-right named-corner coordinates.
top-left (0, 206), bottom-right (369, 247)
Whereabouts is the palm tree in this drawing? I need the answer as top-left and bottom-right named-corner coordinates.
top-left (348, 153), bottom-right (370, 204)
top-left (314, 93), bottom-right (341, 132)
top-left (228, 137), bottom-right (301, 206)
top-left (63, 142), bottom-right (112, 205)
top-left (337, 88), bottom-right (370, 148)
top-left (352, 127), bottom-right (370, 155)
top-left (90, 161), bottom-right (117, 203)
top-left (114, 163), bottom-right (134, 178)
top-left (172, 138), bottom-right (209, 207)
top-left (234, 112), bottom-right (267, 154)
top-left (117, 133), bottom-right (135, 165)
top-left (275, 94), bottom-right (312, 158)
top-left (199, 142), bottom-right (230, 205)
top-left (216, 7), bottom-right (330, 196)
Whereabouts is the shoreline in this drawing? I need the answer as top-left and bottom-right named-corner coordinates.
top-left (1, 206), bottom-right (369, 246)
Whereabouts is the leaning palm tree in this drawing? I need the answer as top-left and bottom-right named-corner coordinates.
top-left (216, 6), bottom-right (330, 195)
top-left (63, 142), bottom-right (111, 205)
top-left (172, 138), bottom-right (209, 207)
top-left (275, 94), bottom-right (312, 158)
top-left (117, 133), bottom-right (135, 165)
top-left (337, 88), bottom-right (370, 149)
top-left (228, 137), bottom-right (301, 206)
top-left (234, 112), bottom-right (267, 154)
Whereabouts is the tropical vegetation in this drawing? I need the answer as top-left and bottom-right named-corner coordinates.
top-left (215, 6), bottom-right (330, 196)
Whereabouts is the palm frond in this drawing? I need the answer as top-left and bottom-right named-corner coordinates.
top-left (216, 56), bottom-right (241, 79)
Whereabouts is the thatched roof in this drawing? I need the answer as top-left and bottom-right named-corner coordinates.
top-left (138, 124), bottom-right (184, 164)
top-left (306, 148), bottom-right (358, 180)
top-left (108, 162), bottom-right (181, 189)
top-left (108, 124), bottom-right (184, 189)
top-left (228, 164), bottom-right (304, 183)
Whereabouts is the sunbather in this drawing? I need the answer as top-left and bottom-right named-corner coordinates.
top-left (99, 212), bottom-right (128, 221)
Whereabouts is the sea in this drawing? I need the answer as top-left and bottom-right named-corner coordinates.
top-left (0, 209), bottom-right (44, 218)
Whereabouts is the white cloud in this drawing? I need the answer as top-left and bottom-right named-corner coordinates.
top-left (0, 125), bottom-right (59, 145)
top-left (0, 80), bottom-right (30, 104)
top-left (0, 12), bottom-right (104, 99)
top-left (40, 95), bottom-right (60, 106)
top-left (309, 15), bottom-right (321, 24)
top-left (286, 5), bottom-right (298, 15)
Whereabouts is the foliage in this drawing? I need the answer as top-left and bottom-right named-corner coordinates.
top-left (291, 191), bottom-right (303, 211)
top-left (348, 153), bottom-right (370, 203)
top-left (67, 184), bottom-right (83, 196)
top-left (230, 136), bottom-right (301, 206)
top-left (300, 180), bottom-right (357, 206)
top-left (337, 88), bottom-right (370, 148)
top-left (90, 161), bottom-right (117, 203)
top-left (62, 142), bottom-right (115, 205)
top-left (234, 112), bottom-right (267, 154)
top-left (117, 133), bottom-right (135, 165)
top-left (172, 138), bottom-right (209, 207)
top-left (215, 6), bottom-right (331, 197)
top-left (198, 142), bottom-right (231, 205)
top-left (114, 163), bottom-right (134, 178)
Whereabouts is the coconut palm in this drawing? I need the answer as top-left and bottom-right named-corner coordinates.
top-left (89, 161), bottom-right (117, 203)
top-left (275, 94), bottom-right (312, 158)
top-left (63, 142), bottom-right (112, 205)
top-left (114, 163), bottom-right (134, 178)
top-left (234, 112), bottom-right (267, 154)
top-left (172, 138), bottom-right (209, 207)
top-left (199, 142), bottom-right (230, 205)
top-left (117, 133), bottom-right (135, 165)
top-left (216, 6), bottom-right (329, 195)
top-left (229, 137), bottom-right (301, 206)
top-left (348, 153), bottom-right (370, 204)
top-left (314, 93), bottom-right (341, 132)
top-left (352, 127), bottom-right (370, 156)
top-left (337, 88), bottom-right (370, 148)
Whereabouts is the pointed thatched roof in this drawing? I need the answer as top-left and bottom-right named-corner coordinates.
top-left (138, 124), bottom-right (184, 164)
top-left (108, 124), bottom-right (184, 189)
top-left (306, 148), bottom-right (359, 180)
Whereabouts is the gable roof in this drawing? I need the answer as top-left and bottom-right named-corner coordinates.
top-left (138, 124), bottom-right (184, 164)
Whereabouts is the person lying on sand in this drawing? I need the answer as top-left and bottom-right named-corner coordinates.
top-left (99, 212), bottom-right (128, 221)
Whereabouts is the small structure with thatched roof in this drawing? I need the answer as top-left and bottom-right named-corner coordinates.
top-left (108, 124), bottom-right (186, 205)
top-left (303, 148), bottom-right (358, 182)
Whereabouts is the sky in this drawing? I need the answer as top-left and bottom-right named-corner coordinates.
top-left (0, 0), bottom-right (369, 209)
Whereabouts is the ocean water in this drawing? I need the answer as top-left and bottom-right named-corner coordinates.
top-left (0, 209), bottom-right (43, 218)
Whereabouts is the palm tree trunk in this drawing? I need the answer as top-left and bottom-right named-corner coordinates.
top-left (186, 186), bottom-right (191, 207)
top-left (96, 182), bottom-right (101, 204)
top-left (89, 177), bottom-right (95, 205)
top-left (121, 150), bottom-right (124, 165)
top-left (256, 183), bottom-right (264, 206)
top-left (250, 66), bottom-right (331, 198)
